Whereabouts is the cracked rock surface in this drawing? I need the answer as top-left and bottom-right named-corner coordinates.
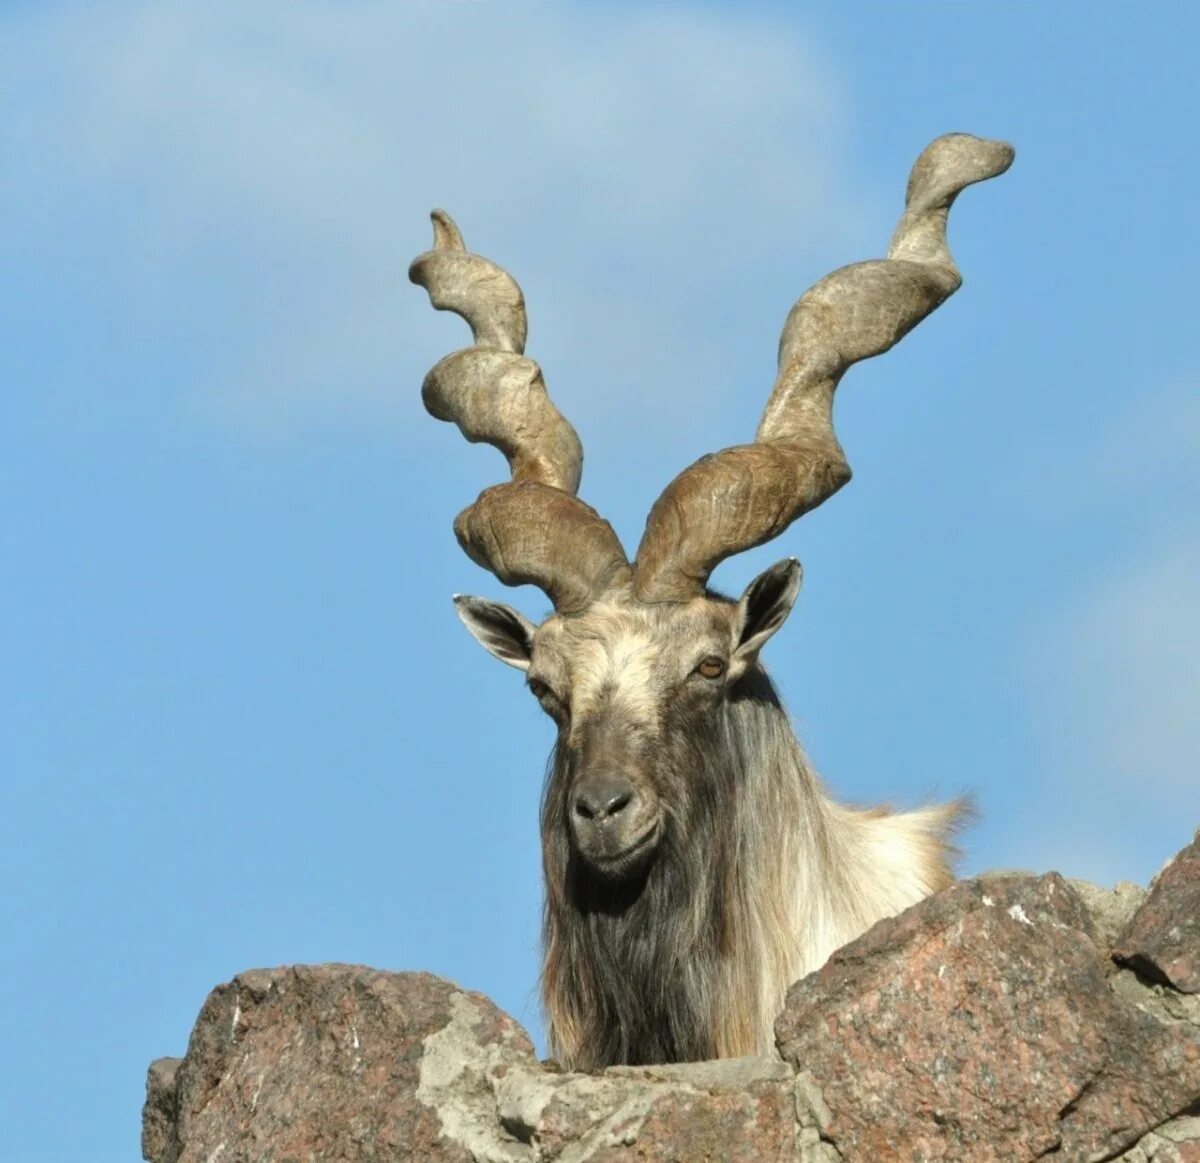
top-left (1115, 829), bottom-right (1200, 994)
top-left (775, 871), bottom-right (1200, 1162)
top-left (142, 965), bottom-right (535, 1163)
top-left (145, 833), bottom-right (1200, 1162)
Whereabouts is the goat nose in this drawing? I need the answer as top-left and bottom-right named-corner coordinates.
top-left (573, 776), bottom-right (634, 822)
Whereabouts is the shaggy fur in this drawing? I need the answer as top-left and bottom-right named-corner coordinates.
top-left (540, 665), bottom-right (964, 1070)
top-left (456, 577), bottom-right (965, 1072)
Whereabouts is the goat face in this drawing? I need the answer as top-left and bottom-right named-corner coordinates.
top-left (455, 558), bottom-right (801, 883)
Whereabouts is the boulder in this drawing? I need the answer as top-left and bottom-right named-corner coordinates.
top-left (145, 966), bottom-right (796, 1162)
top-left (1115, 829), bottom-right (1200, 994)
top-left (774, 872), bottom-right (1200, 1163)
top-left (1067, 876), bottom-right (1146, 954)
top-left (496, 1057), bottom-right (796, 1161)
top-left (142, 964), bottom-right (537, 1163)
top-left (1117, 1115), bottom-right (1200, 1163)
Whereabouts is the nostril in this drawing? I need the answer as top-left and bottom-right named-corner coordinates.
top-left (573, 778), bottom-right (636, 822)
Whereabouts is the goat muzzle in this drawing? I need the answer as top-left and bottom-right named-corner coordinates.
top-left (570, 771), bottom-right (660, 879)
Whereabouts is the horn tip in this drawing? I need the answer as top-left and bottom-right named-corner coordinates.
top-left (908, 133), bottom-right (1015, 204)
top-left (430, 208), bottom-right (465, 251)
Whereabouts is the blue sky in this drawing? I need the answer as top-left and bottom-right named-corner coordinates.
top-left (3, 3), bottom-right (1198, 1159)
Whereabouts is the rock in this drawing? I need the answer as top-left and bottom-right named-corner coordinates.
top-left (775, 873), bottom-right (1200, 1163)
top-left (452, 1050), bottom-right (799, 1161)
top-left (1112, 967), bottom-right (1200, 1029)
top-left (1068, 877), bottom-right (1147, 953)
top-left (1115, 830), bottom-right (1200, 993)
top-left (146, 857), bottom-right (1200, 1161)
top-left (141, 1057), bottom-right (181, 1163)
top-left (594, 1057), bottom-right (796, 1162)
top-left (143, 964), bottom-right (537, 1163)
top-left (1118, 1115), bottom-right (1200, 1162)
top-left (794, 1071), bottom-right (839, 1163)
top-left (147, 970), bottom-right (799, 1162)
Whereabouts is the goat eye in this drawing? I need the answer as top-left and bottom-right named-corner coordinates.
top-left (527, 678), bottom-right (569, 721)
top-left (695, 657), bottom-right (726, 680)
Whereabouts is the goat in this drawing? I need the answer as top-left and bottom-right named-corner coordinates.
top-left (409, 132), bottom-right (1013, 1070)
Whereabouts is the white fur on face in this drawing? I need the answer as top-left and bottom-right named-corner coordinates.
top-left (577, 629), bottom-right (657, 729)
top-left (531, 599), bottom-right (734, 737)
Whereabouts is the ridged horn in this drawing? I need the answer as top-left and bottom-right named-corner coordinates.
top-left (410, 210), bottom-right (632, 613)
top-left (633, 133), bottom-right (1014, 603)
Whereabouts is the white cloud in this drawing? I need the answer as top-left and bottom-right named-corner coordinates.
top-left (7, 1), bottom-right (861, 438)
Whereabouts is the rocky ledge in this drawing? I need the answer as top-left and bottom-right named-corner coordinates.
top-left (145, 831), bottom-right (1200, 1162)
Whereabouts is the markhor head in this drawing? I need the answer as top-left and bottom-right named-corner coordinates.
top-left (455, 560), bottom-right (800, 884)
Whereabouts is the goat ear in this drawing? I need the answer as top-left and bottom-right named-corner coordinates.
top-left (734, 558), bottom-right (802, 661)
top-left (453, 595), bottom-right (536, 671)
